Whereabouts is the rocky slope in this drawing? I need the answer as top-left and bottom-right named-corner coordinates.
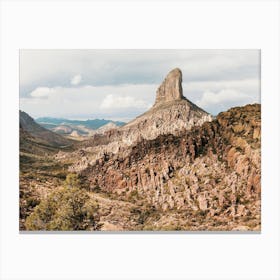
top-left (20, 111), bottom-right (76, 229)
top-left (20, 111), bottom-right (72, 148)
top-left (80, 104), bottom-right (261, 230)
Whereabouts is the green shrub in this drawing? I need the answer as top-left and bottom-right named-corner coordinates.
top-left (25, 186), bottom-right (100, 231)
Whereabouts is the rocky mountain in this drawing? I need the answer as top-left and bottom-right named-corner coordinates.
top-left (118, 68), bottom-right (212, 144)
top-left (116, 69), bottom-right (210, 140)
top-left (63, 68), bottom-right (212, 171)
top-left (94, 122), bottom-right (118, 134)
top-left (20, 111), bottom-right (72, 151)
top-left (36, 117), bottom-right (125, 129)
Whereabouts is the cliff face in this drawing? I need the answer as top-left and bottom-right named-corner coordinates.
top-left (81, 104), bottom-right (261, 230)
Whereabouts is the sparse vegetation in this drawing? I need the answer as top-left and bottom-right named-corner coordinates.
top-left (25, 186), bottom-right (100, 231)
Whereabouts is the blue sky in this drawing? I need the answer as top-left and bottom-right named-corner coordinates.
top-left (20, 49), bottom-right (260, 121)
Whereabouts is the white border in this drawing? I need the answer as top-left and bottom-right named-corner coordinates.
top-left (1, 1), bottom-right (280, 280)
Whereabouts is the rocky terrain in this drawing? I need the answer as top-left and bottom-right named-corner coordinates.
top-left (80, 104), bottom-right (260, 230)
top-left (20, 68), bottom-right (261, 231)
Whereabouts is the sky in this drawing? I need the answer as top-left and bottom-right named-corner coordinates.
top-left (20, 49), bottom-right (260, 121)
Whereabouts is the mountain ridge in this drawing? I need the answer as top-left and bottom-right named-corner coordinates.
top-left (20, 110), bottom-right (73, 148)
top-left (36, 117), bottom-right (125, 129)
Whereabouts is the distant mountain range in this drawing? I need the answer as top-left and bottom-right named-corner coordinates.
top-left (35, 117), bottom-right (126, 137)
top-left (20, 110), bottom-right (73, 156)
top-left (36, 117), bottom-right (125, 130)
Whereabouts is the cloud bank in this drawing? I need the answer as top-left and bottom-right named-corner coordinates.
top-left (21, 84), bottom-right (156, 120)
top-left (20, 49), bottom-right (260, 120)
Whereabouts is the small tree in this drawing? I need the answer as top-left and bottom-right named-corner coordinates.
top-left (25, 186), bottom-right (100, 231)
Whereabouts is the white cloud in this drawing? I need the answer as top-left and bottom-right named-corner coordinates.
top-left (184, 79), bottom-right (260, 95)
top-left (21, 84), bottom-right (156, 120)
top-left (70, 74), bottom-right (82, 85)
top-left (23, 78), bottom-right (260, 119)
top-left (30, 87), bottom-right (54, 98)
top-left (20, 49), bottom-right (260, 88)
top-left (197, 89), bottom-right (249, 107)
top-left (196, 89), bottom-right (259, 115)
top-left (182, 78), bottom-right (260, 115)
top-left (100, 94), bottom-right (150, 110)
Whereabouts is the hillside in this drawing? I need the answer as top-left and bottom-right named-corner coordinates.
top-left (20, 111), bottom-right (73, 148)
top-left (80, 104), bottom-right (260, 230)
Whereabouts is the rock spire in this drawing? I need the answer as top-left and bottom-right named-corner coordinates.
top-left (154, 68), bottom-right (184, 106)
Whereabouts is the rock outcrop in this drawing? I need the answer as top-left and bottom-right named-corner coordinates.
top-left (154, 68), bottom-right (184, 106)
top-left (116, 67), bottom-right (212, 144)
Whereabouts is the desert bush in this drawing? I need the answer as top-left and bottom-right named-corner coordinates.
top-left (25, 186), bottom-right (100, 231)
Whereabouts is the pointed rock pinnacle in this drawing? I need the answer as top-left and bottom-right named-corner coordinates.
top-left (154, 68), bottom-right (184, 106)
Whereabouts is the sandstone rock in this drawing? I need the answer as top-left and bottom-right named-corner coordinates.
top-left (232, 225), bottom-right (250, 231)
top-left (237, 204), bottom-right (245, 216)
top-left (232, 123), bottom-right (244, 133)
top-left (154, 68), bottom-right (183, 106)
top-left (198, 194), bottom-right (208, 211)
top-left (253, 127), bottom-right (261, 139)
top-left (100, 222), bottom-right (123, 231)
